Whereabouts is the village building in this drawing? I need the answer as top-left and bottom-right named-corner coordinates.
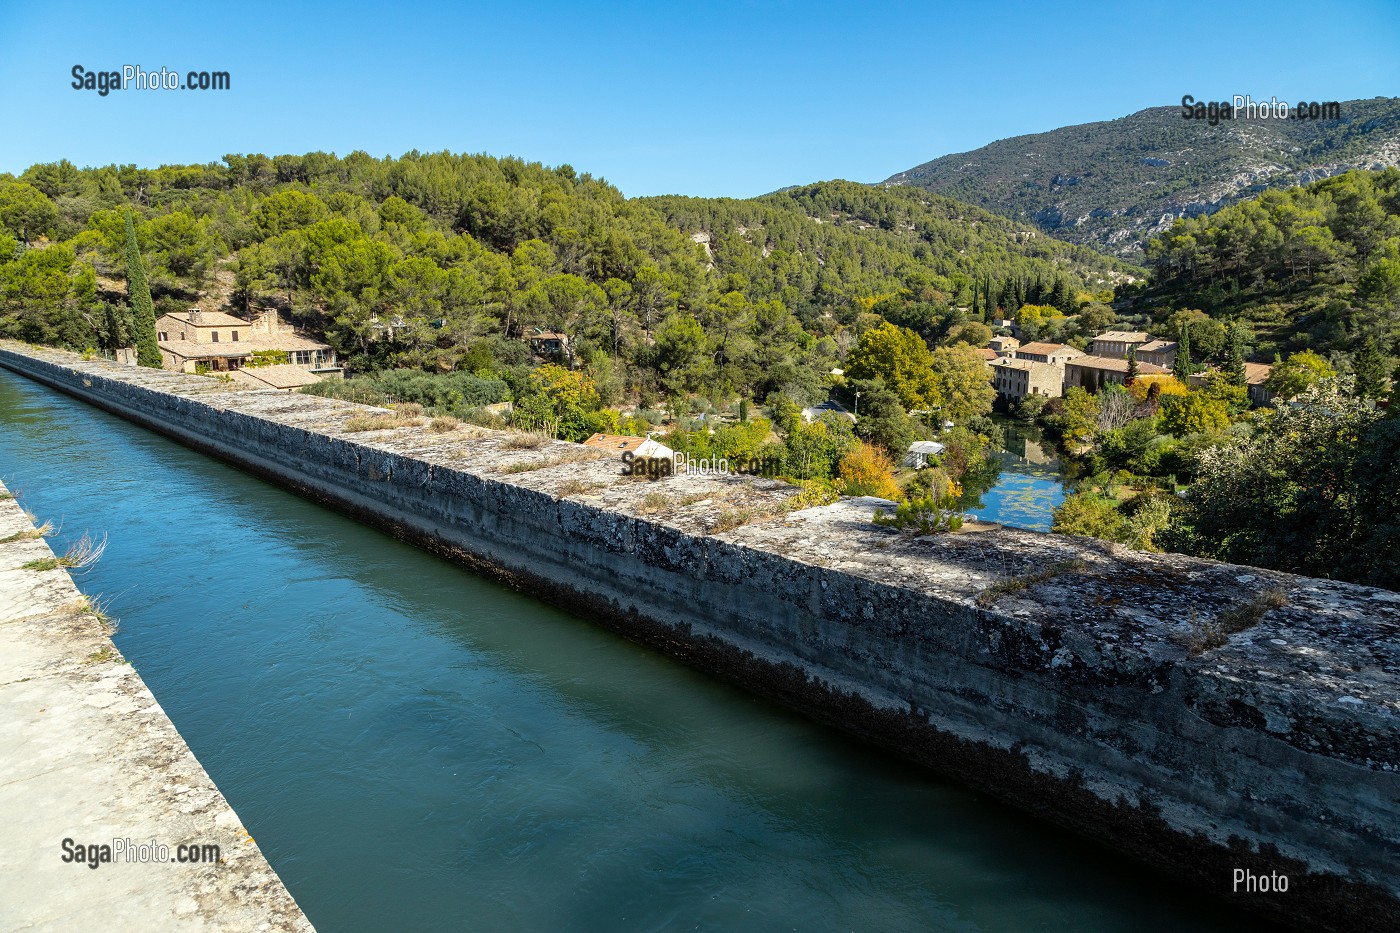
top-left (527, 331), bottom-right (571, 358)
top-left (581, 433), bottom-right (675, 461)
top-left (988, 335), bottom-right (1020, 354)
top-left (1088, 330), bottom-right (1150, 359)
top-left (1187, 362), bottom-right (1276, 408)
top-left (1245, 362), bottom-right (1275, 407)
top-left (1014, 342), bottom-right (1084, 366)
top-left (156, 308), bottom-right (340, 376)
top-left (1064, 355), bottom-right (1166, 391)
top-left (971, 348), bottom-right (1001, 364)
top-left (1135, 339), bottom-right (1179, 369)
top-left (990, 357), bottom-right (1063, 401)
top-left (902, 440), bottom-right (947, 469)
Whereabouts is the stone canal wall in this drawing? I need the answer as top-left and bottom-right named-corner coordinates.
top-left (0, 473), bottom-right (313, 931)
top-left (3, 342), bottom-right (1397, 931)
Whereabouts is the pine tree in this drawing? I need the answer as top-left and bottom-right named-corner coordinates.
top-left (1354, 336), bottom-right (1388, 400)
top-left (1222, 321), bottom-right (1247, 387)
top-left (124, 209), bottom-right (161, 368)
top-left (1126, 345), bottom-right (1140, 385)
top-left (1173, 325), bottom-right (1193, 382)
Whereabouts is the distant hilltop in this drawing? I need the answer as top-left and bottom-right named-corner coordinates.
top-left (884, 97), bottom-right (1400, 259)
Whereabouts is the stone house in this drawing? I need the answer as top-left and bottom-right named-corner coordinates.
top-left (1136, 339), bottom-right (1179, 369)
top-left (1014, 342), bottom-right (1084, 366)
top-left (988, 335), bottom-right (1020, 354)
top-left (156, 308), bottom-right (340, 376)
top-left (991, 357), bottom-right (1063, 401)
top-left (1088, 331), bottom-right (1149, 359)
top-left (1245, 362), bottom-right (1275, 407)
top-left (1064, 355), bottom-right (1166, 391)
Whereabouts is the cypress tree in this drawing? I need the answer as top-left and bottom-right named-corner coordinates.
top-left (1000, 280), bottom-right (1016, 314)
top-left (1126, 345), bottom-right (1140, 385)
top-left (1354, 336), bottom-right (1387, 400)
top-left (124, 208), bottom-right (161, 368)
top-left (1173, 325), bottom-right (1193, 382)
top-left (1222, 321), bottom-right (1247, 387)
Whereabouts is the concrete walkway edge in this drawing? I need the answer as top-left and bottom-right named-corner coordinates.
top-left (0, 479), bottom-right (314, 932)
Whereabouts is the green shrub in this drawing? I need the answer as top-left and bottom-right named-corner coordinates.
top-left (873, 494), bottom-right (963, 535)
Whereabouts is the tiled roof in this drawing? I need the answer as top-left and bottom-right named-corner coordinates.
top-left (227, 365), bottom-right (323, 389)
top-left (160, 310), bottom-right (251, 328)
top-left (159, 334), bottom-right (329, 356)
top-left (1244, 362), bottom-right (1273, 385)
top-left (247, 333), bottom-right (331, 351)
top-left (1093, 331), bottom-right (1149, 343)
top-left (582, 434), bottom-right (649, 453)
top-left (1017, 342), bottom-right (1080, 356)
top-left (1069, 355), bottom-right (1167, 374)
top-left (1137, 340), bottom-right (1178, 353)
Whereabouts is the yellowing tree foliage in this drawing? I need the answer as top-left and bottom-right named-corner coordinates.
top-left (1127, 373), bottom-right (1189, 403)
top-left (1158, 391), bottom-right (1230, 437)
top-left (844, 322), bottom-right (942, 411)
top-left (837, 441), bottom-right (905, 502)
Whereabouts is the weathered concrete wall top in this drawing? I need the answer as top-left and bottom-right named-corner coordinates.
top-left (0, 475), bottom-right (314, 932)
top-left (2, 341), bottom-right (1396, 931)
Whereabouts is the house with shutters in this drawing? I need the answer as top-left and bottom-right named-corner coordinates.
top-left (156, 308), bottom-right (341, 376)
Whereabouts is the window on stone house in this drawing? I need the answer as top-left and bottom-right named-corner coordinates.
top-left (211, 332), bottom-right (219, 342)
top-left (232, 331), bottom-right (239, 342)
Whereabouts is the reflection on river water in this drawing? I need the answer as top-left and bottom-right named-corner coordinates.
top-left (957, 417), bottom-right (1073, 532)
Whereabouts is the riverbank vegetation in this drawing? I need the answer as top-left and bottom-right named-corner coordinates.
top-left (1037, 357), bottom-right (1399, 588)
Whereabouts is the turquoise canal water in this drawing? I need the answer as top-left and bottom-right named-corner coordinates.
top-left (962, 419), bottom-right (1071, 532)
top-left (0, 370), bottom-right (1270, 933)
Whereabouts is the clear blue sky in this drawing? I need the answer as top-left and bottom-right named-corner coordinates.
top-left (1, 0), bottom-right (1396, 198)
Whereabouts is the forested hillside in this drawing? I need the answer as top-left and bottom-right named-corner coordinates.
top-left (0, 151), bottom-right (1131, 404)
top-left (1135, 167), bottom-right (1400, 365)
top-left (886, 98), bottom-right (1400, 259)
